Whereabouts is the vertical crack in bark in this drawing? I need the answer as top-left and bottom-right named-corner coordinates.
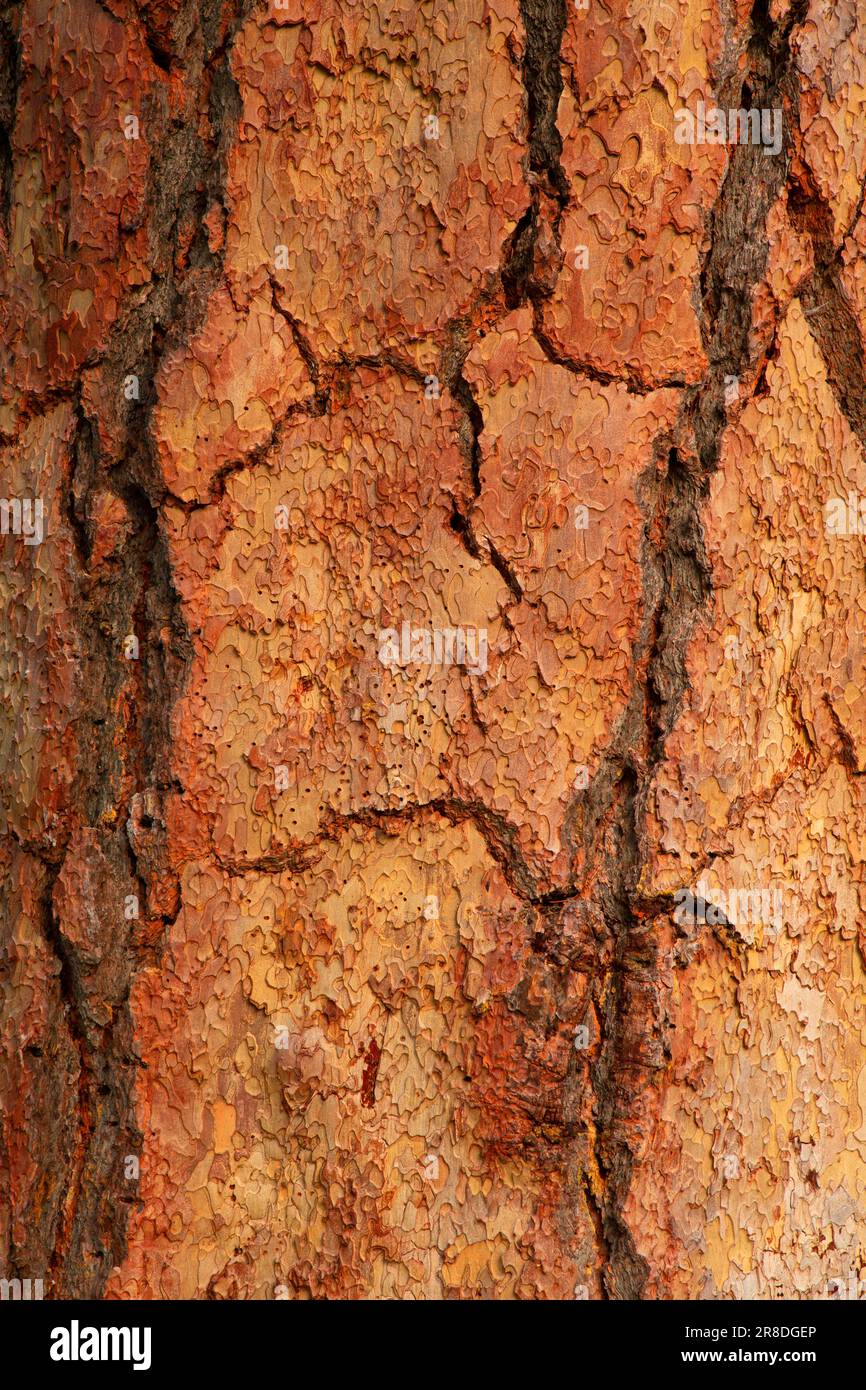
top-left (19, 0), bottom-right (251, 1296)
top-left (568, 0), bottom-right (811, 1298)
top-left (789, 164), bottom-right (866, 454)
top-left (504, 0), bottom-right (569, 306)
top-left (444, 0), bottom-right (569, 591)
top-left (0, 1), bottom-right (21, 239)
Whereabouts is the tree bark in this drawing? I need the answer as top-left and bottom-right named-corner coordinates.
top-left (2, 0), bottom-right (866, 1300)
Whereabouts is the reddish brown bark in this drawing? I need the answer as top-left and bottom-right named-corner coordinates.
top-left (2, 0), bottom-right (866, 1301)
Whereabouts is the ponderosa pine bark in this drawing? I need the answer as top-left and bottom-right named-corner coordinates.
top-left (2, 0), bottom-right (866, 1300)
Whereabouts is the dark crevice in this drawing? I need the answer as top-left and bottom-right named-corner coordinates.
top-left (560, 0), bottom-right (810, 1298)
top-left (13, 0), bottom-right (254, 1298)
top-left (449, 367), bottom-right (485, 498)
top-left (448, 500), bottom-right (482, 559)
top-left (144, 30), bottom-right (172, 74)
top-left (0, 7), bottom-right (21, 238)
top-left (788, 160), bottom-right (866, 455)
top-left (486, 537), bottom-right (525, 604)
top-left (502, 0), bottom-right (569, 306)
top-left (518, 0), bottom-right (569, 196)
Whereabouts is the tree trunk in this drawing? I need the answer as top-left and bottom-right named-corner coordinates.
top-left (2, 0), bottom-right (865, 1300)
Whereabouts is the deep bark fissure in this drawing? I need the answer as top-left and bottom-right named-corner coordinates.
top-left (789, 159), bottom-right (866, 456)
top-left (9, 0), bottom-right (252, 1297)
top-left (0, 2), bottom-right (21, 239)
top-left (568, 0), bottom-right (811, 1297)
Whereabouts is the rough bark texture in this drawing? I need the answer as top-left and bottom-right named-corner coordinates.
top-left (2, 0), bottom-right (866, 1301)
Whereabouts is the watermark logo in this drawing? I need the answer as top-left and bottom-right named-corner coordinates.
top-left (0, 496), bottom-right (43, 546)
top-left (378, 621), bottom-right (488, 675)
top-left (827, 1272), bottom-right (866, 1300)
top-left (674, 101), bottom-right (783, 156)
top-left (50, 1321), bottom-right (152, 1371)
top-left (724, 634), bottom-right (741, 663)
top-left (674, 880), bottom-right (785, 939)
top-left (825, 493), bottom-right (866, 536)
top-left (0, 1277), bottom-right (44, 1300)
